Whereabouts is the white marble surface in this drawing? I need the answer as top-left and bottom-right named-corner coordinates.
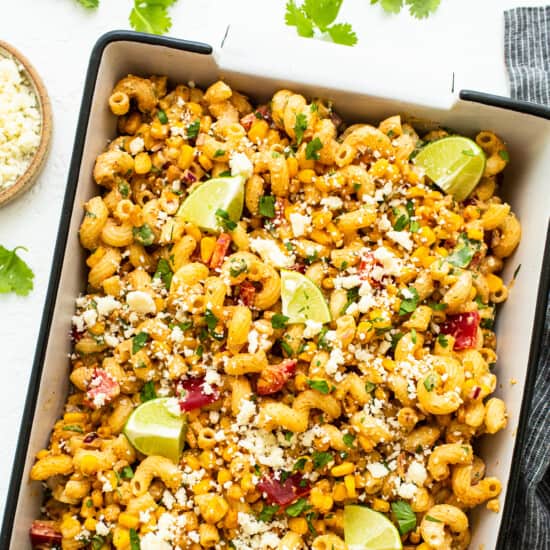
top-left (0, 0), bottom-right (545, 525)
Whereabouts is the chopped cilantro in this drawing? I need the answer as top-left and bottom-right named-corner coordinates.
top-left (437, 333), bottom-right (449, 348)
top-left (425, 514), bottom-right (443, 522)
top-left (499, 150), bottom-right (510, 161)
top-left (214, 149), bottom-right (226, 158)
top-left (393, 213), bottom-right (408, 231)
top-left (229, 258), bottom-right (248, 278)
top-left (196, 345), bottom-right (204, 358)
top-left (318, 326), bottom-right (332, 350)
top-left (294, 113), bottom-right (308, 145)
top-left (285, 497), bottom-right (312, 517)
top-left (259, 195), bottom-right (276, 218)
top-left (216, 208), bottom-right (237, 231)
top-left (342, 433), bottom-right (356, 447)
top-left (218, 170), bottom-right (232, 177)
top-left (129, 527), bottom-right (140, 550)
top-left (140, 381), bottom-right (156, 403)
top-left (271, 313), bottom-right (290, 329)
top-left (133, 224), bottom-right (155, 246)
top-left (91, 536), bottom-right (106, 550)
top-left (312, 451), bottom-right (334, 469)
top-left (399, 287), bottom-right (419, 316)
top-left (154, 258), bottom-right (173, 289)
top-left (305, 137), bottom-right (323, 160)
top-left (63, 425), bottom-right (84, 433)
top-left (284, 431), bottom-right (294, 442)
top-left (132, 332), bottom-right (150, 354)
top-left (280, 340), bottom-right (294, 357)
top-left (157, 109), bottom-right (168, 124)
top-left (429, 302), bottom-right (448, 311)
top-left (259, 504), bottom-right (280, 522)
top-left (364, 381), bottom-right (376, 393)
top-left (446, 234), bottom-right (480, 268)
top-left (0, 245), bottom-right (35, 296)
top-left (391, 500), bottom-right (416, 535)
top-left (423, 373), bottom-right (436, 392)
top-left (341, 286), bottom-right (359, 314)
top-left (120, 466), bottom-right (134, 479)
top-left (118, 181), bottom-right (129, 198)
top-left (186, 120), bottom-right (200, 139)
top-left (307, 379), bottom-right (331, 394)
top-left (293, 457), bottom-right (308, 471)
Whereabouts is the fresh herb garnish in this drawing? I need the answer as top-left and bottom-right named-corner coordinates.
top-left (423, 373), bottom-right (437, 392)
top-left (157, 109), bottom-right (168, 124)
top-left (216, 208), bottom-right (237, 231)
top-left (305, 137), bottom-right (323, 160)
top-left (128, 0), bottom-right (180, 35)
top-left (429, 302), bottom-right (448, 311)
top-left (63, 425), bottom-right (84, 433)
top-left (76, 0), bottom-right (99, 7)
top-left (445, 234), bottom-right (480, 268)
top-left (214, 149), bottom-right (226, 158)
top-left (118, 181), bottom-right (129, 198)
top-left (437, 333), bottom-right (448, 348)
top-left (293, 457), bottom-right (308, 471)
top-left (129, 527), bottom-right (141, 550)
top-left (318, 326), bottom-right (332, 350)
top-left (307, 379), bottom-right (331, 394)
top-left (341, 287), bottom-right (359, 314)
top-left (186, 120), bottom-right (200, 139)
top-left (499, 150), bottom-right (510, 161)
top-left (391, 500), bottom-right (417, 535)
top-left (280, 340), bottom-right (294, 357)
top-left (0, 245), bottom-right (34, 296)
top-left (294, 113), bottom-right (308, 145)
top-left (259, 195), bottom-right (276, 218)
top-left (271, 313), bottom-right (290, 329)
top-left (133, 224), bottom-right (155, 246)
top-left (342, 433), bottom-right (356, 447)
top-left (312, 451), bottom-right (334, 469)
top-left (372, 0), bottom-right (441, 19)
top-left (120, 466), bottom-right (134, 479)
top-left (285, 0), bottom-right (357, 46)
top-left (91, 536), bottom-right (106, 550)
top-left (258, 504), bottom-right (280, 522)
top-left (364, 381), bottom-right (376, 393)
top-left (399, 287), bottom-right (419, 316)
top-left (285, 497), bottom-right (312, 517)
top-left (132, 332), bottom-right (150, 354)
top-left (140, 381), bottom-right (157, 403)
top-left (154, 258), bottom-right (173, 289)
top-left (229, 259), bottom-right (248, 278)
top-left (425, 514), bottom-right (443, 522)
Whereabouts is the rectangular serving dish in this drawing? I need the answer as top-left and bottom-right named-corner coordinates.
top-left (2, 30), bottom-right (550, 549)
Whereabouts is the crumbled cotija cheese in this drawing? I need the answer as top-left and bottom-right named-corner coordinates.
top-left (0, 56), bottom-right (41, 191)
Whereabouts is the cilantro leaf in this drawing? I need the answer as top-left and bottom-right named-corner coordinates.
top-left (303, 0), bottom-right (343, 30)
top-left (120, 466), bottom-right (134, 479)
top-left (285, 497), bottom-right (312, 517)
top-left (437, 334), bottom-right (448, 348)
top-left (305, 137), bottom-right (323, 160)
top-left (259, 195), bottom-right (276, 218)
top-left (423, 373), bottom-right (436, 392)
top-left (445, 234), bottom-right (480, 268)
top-left (271, 313), bottom-right (290, 329)
top-left (391, 500), bottom-right (416, 535)
top-left (307, 379), bottom-right (331, 394)
top-left (285, 0), bottom-right (315, 37)
top-left (398, 287), bottom-right (419, 316)
top-left (327, 23), bottom-right (358, 46)
top-left (186, 120), bottom-right (200, 139)
top-left (342, 433), bottom-right (356, 447)
top-left (132, 332), bottom-right (150, 354)
top-left (406, 0), bottom-right (440, 19)
top-left (294, 113), bottom-right (308, 145)
top-left (140, 381), bottom-right (157, 403)
top-left (129, 2), bottom-right (173, 35)
top-left (259, 504), bottom-right (280, 522)
top-left (380, 0), bottom-right (404, 14)
top-left (76, 0), bottom-right (99, 7)
top-left (312, 451), bottom-right (334, 469)
top-left (154, 258), bottom-right (173, 289)
top-left (133, 224), bottom-right (155, 246)
top-left (216, 209), bottom-right (237, 231)
top-left (0, 246), bottom-right (34, 296)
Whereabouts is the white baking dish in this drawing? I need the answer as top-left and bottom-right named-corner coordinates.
top-left (1, 30), bottom-right (549, 549)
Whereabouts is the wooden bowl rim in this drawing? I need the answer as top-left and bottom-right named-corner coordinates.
top-left (0, 40), bottom-right (53, 207)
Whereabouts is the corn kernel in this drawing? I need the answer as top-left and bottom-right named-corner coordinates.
top-left (344, 474), bottom-right (356, 498)
top-left (150, 120), bottom-right (168, 140)
top-left (371, 498), bottom-right (389, 513)
top-left (198, 153), bottom-right (213, 171)
top-left (369, 158), bottom-right (389, 178)
top-left (248, 119), bottom-right (269, 143)
top-left (332, 482), bottom-right (347, 502)
top-left (63, 412), bottom-right (87, 423)
top-left (286, 156), bottom-right (299, 178)
top-left (134, 152), bottom-right (152, 175)
top-left (185, 454), bottom-right (201, 471)
top-left (331, 462), bottom-right (355, 477)
top-left (467, 226), bottom-right (484, 241)
top-left (298, 169), bottom-right (316, 184)
top-left (217, 469), bottom-right (232, 486)
top-left (464, 204), bottom-right (481, 220)
top-left (199, 450), bottom-right (216, 470)
top-left (79, 454), bottom-right (100, 476)
top-left (118, 512), bottom-right (139, 530)
top-left (36, 449), bottom-right (50, 460)
top-left (112, 526), bottom-right (130, 549)
top-left (193, 479), bottom-right (212, 495)
top-left (310, 229), bottom-right (332, 246)
top-left (226, 484), bottom-right (244, 500)
top-left (60, 515), bottom-right (81, 538)
top-left (485, 273), bottom-right (503, 293)
top-left (178, 145), bottom-right (195, 170)
top-left (417, 226), bottom-right (436, 246)
top-left (288, 517), bottom-right (309, 535)
top-left (294, 372), bottom-right (308, 391)
top-left (84, 518), bottom-right (97, 532)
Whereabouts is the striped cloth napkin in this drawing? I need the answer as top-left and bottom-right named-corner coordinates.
top-left (502, 8), bottom-right (550, 549)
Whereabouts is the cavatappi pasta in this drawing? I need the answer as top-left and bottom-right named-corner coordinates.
top-left (29, 75), bottom-right (520, 550)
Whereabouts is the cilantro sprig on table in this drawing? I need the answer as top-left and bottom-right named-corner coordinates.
top-left (75, 0), bottom-right (180, 35)
top-left (285, 0), bottom-right (358, 46)
top-left (371, 0), bottom-right (441, 18)
top-left (0, 245), bottom-right (34, 296)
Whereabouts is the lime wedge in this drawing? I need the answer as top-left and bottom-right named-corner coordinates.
top-left (177, 175), bottom-right (245, 232)
top-left (414, 136), bottom-right (486, 202)
top-left (280, 269), bottom-right (331, 324)
top-left (123, 398), bottom-right (187, 462)
top-left (344, 505), bottom-right (402, 550)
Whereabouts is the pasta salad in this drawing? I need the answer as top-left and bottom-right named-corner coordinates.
top-left (29, 75), bottom-right (520, 550)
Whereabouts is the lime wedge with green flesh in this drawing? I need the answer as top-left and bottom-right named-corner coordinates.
top-left (280, 269), bottom-right (331, 324)
top-left (123, 398), bottom-right (187, 462)
top-left (344, 505), bottom-right (402, 550)
top-left (176, 175), bottom-right (245, 232)
top-left (414, 136), bottom-right (486, 202)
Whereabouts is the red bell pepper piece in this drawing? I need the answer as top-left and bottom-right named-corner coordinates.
top-left (30, 520), bottom-right (62, 548)
top-left (257, 471), bottom-right (311, 506)
top-left (440, 311), bottom-right (480, 350)
top-left (238, 280), bottom-right (256, 307)
top-left (257, 359), bottom-right (297, 396)
top-left (84, 369), bottom-right (120, 409)
top-left (176, 376), bottom-right (220, 412)
top-left (210, 233), bottom-right (232, 269)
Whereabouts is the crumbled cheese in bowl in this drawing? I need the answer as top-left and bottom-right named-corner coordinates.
top-left (0, 55), bottom-right (42, 192)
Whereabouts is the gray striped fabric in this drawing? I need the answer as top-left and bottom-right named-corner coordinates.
top-left (503, 8), bottom-right (550, 549)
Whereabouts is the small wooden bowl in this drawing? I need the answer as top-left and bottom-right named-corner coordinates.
top-left (0, 41), bottom-right (52, 207)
